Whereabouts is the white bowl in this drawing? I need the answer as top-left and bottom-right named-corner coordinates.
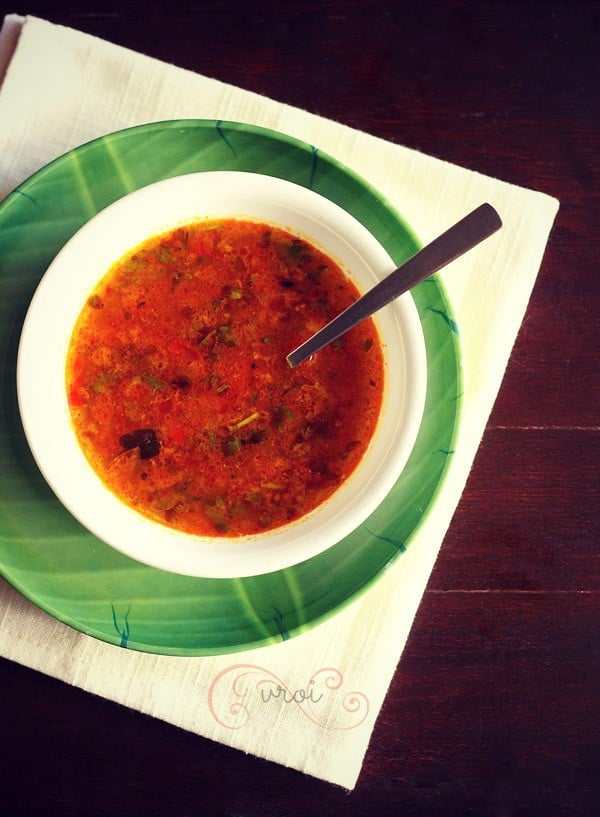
top-left (17, 171), bottom-right (426, 578)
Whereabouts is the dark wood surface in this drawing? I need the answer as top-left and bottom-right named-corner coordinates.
top-left (1, 1), bottom-right (598, 815)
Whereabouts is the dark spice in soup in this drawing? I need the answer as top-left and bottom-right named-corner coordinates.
top-left (66, 219), bottom-right (384, 536)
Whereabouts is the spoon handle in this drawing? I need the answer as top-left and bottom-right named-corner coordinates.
top-left (287, 202), bottom-right (502, 368)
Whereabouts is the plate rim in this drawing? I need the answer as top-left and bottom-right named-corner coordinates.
top-left (0, 118), bottom-right (462, 655)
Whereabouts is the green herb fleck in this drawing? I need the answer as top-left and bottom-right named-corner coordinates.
top-left (233, 411), bottom-right (260, 430)
top-left (222, 436), bottom-right (242, 456)
top-left (141, 373), bottom-right (167, 391)
top-left (218, 325), bottom-right (236, 346)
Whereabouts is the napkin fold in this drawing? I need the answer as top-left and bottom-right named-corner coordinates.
top-left (0, 14), bottom-right (558, 789)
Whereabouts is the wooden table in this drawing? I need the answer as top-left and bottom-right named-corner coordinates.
top-left (1, 1), bottom-right (597, 814)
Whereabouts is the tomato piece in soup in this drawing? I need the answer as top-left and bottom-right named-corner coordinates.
top-left (66, 219), bottom-right (385, 537)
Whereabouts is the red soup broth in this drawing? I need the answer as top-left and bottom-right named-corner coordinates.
top-left (65, 219), bottom-right (385, 537)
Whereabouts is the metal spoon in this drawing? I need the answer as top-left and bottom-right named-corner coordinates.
top-left (286, 202), bottom-right (502, 367)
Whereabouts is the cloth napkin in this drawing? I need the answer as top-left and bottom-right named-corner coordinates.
top-left (0, 14), bottom-right (558, 790)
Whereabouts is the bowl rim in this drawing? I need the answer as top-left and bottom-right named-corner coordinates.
top-left (16, 169), bottom-right (428, 578)
top-left (1, 117), bottom-right (462, 656)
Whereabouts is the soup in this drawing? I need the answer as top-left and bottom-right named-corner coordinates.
top-left (66, 219), bottom-right (384, 536)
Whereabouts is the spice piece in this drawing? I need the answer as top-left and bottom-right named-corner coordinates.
top-left (66, 218), bottom-right (384, 537)
top-left (119, 428), bottom-right (160, 459)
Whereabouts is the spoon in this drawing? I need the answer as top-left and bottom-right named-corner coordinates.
top-left (286, 202), bottom-right (502, 368)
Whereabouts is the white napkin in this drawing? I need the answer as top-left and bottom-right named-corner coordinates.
top-left (0, 14), bottom-right (558, 789)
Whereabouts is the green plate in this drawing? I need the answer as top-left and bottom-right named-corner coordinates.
top-left (0, 120), bottom-right (461, 655)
